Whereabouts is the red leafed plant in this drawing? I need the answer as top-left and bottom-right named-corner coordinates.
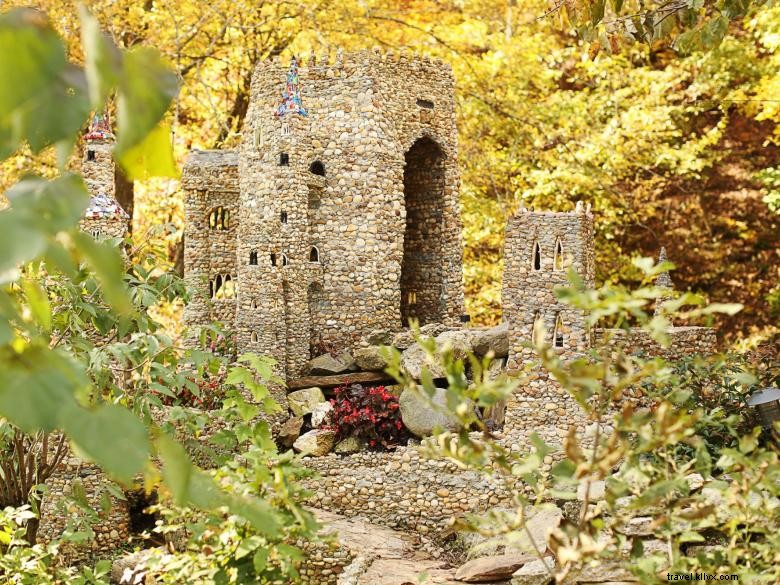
top-left (328, 383), bottom-right (409, 450)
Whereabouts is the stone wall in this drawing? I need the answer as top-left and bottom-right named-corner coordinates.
top-left (81, 140), bottom-right (115, 199)
top-left (301, 444), bottom-right (514, 534)
top-left (38, 453), bottom-right (130, 563)
top-left (181, 150), bottom-right (240, 335)
top-left (183, 50), bottom-right (465, 380)
top-left (596, 326), bottom-right (718, 359)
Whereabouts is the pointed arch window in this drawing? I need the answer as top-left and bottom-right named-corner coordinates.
top-left (249, 250), bottom-right (258, 265)
top-left (270, 253), bottom-right (277, 267)
top-left (554, 238), bottom-right (564, 271)
top-left (250, 331), bottom-right (258, 343)
top-left (532, 241), bottom-right (542, 271)
top-left (90, 228), bottom-right (102, 239)
top-left (309, 246), bottom-right (320, 263)
top-left (281, 253), bottom-right (289, 267)
top-left (251, 299), bottom-right (257, 309)
top-left (208, 206), bottom-right (230, 230)
top-left (554, 313), bottom-right (564, 348)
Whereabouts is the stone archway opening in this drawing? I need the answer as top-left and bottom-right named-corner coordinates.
top-left (400, 136), bottom-right (446, 327)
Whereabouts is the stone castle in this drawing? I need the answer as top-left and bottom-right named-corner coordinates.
top-left (182, 51), bottom-right (464, 379)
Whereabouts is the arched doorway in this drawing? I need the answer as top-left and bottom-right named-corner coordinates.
top-left (400, 136), bottom-right (447, 326)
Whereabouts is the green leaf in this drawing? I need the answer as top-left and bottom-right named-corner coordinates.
top-left (118, 122), bottom-right (179, 180)
top-left (66, 404), bottom-right (150, 484)
top-left (157, 433), bottom-right (193, 504)
top-left (22, 278), bottom-right (51, 332)
top-left (72, 231), bottom-right (132, 315)
top-left (78, 6), bottom-right (122, 109)
top-left (115, 47), bottom-right (177, 158)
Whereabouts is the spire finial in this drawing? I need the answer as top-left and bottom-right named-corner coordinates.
top-left (274, 57), bottom-right (308, 118)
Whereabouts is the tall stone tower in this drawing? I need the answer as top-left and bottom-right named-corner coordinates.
top-left (183, 50), bottom-right (465, 379)
top-left (80, 113), bottom-right (128, 238)
top-left (502, 204), bottom-right (595, 372)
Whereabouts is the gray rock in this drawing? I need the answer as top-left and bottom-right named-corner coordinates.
top-left (577, 479), bottom-right (606, 502)
top-left (311, 400), bottom-right (334, 428)
top-left (470, 322), bottom-right (509, 357)
top-left (293, 429), bottom-right (336, 456)
top-left (307, 354), bottom-right (350, 375)
top-left (365, 329), bottom-right (394, 345)
top-left (511, 558), bottom-right (555, 585)
top-left (513, 505), bottom-right (563, 553)
top-left (685, 473), bottom-right (705, 491)
top-left (392, 329), bottom-right (418, 350)
top-left (354, 346), bottom-right (389, 371)
top-left (278, 416), bottom-right (303, 448)
top-left (420, 323), bottom-right (450, 336)
top-left (619, 516), bottom-right (654, 536)
top-left (399, 387), bottom-right (465, 437)
top-left (337, 350), bottom-right (358, 371)
top-left (574, 559), bottom-right (637, 582)
top-left (401, 331), bottom-right (471, 379)
top-left (287, 387), bottom-right (326, 416)
top-left (455, 553), bottom-right (535, 582)
top-left (334, 435), bottom-right (364, 454)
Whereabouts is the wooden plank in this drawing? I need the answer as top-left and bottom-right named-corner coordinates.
top-left (287, 371), bottom-right (394, 390)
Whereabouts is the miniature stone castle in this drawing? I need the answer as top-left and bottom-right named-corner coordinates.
top-left (182, 51), bottom-right (465, 379)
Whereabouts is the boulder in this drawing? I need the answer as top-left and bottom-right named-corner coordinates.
top-left (307, 354), bottom-right (350, 375)
top-left (577, 479), bottom-right (606, 502)
top-left (392, 329), bottom-right (418, 350)
top-left (420, 323), bottom-right (450, 336)
top-left (511, 558), bottom-right (555, 585)
top-left (455, 553), bottom-right (535, 582)
top-left (574, 559), bottom-right (637, 582)
top-left (365, 329), bottom-right (394, 345)
top-left (311, 401), bottom-right (333, 428)
top-left (354, 346), bottom-right (389, 371)
top-left (287, 387), bottom-right (326, 416)
top-left (401, 331), bottom-right (471, 380)
top-left (510, 505), bottom-right (563, 553)
top-left (470, 322), bottom-right (509, 357)
top-left (685, 473), bottom-right (705, 491)
top-left (293, 429), bottom-right (336, 456)
top-left (337, 350), bottom-right (358, 372)
top-left (334, 435), bottom-right (364, 454)
top-left (278, 416), bottom-right (303, 448)
top-left (399, 387), bottom-right (464, 437)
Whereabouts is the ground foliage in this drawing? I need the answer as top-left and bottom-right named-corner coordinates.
top-left (384, 262), bottom-right (779, 583)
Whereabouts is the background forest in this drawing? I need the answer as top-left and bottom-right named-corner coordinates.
top-left (1, 0), bottom-right (778, 346)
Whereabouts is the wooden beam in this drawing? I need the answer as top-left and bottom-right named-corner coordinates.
top-left (287, 371), bottom-right (394, 391)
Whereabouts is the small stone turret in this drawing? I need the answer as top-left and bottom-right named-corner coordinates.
top-left (502, 203), bottom-right (595, 371)
top-left (80, 113), bottom-right (128, 239)
top-left (654, 246), bottom-right (675, 321)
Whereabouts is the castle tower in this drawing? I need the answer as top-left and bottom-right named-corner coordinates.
top-left (502, 204), bottom-right (595, 372)
top-left (80, 113), bottom-right (128, 239)
top-left (654, 246), bottom-right (674, 321)
top-left (174, 50), bottom-right (466, 380)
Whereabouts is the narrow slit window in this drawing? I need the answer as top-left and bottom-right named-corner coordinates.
top-left (250, 331), bottom-right (258, 343)
top-left (87, 150), bottom-right (96, 161)
top-left (209, 280), bottom-right (214, 299)
top-left (554, 239), bottom-right (563, 271)
top-left (554, 313), bottom-right (564, 348)
top-left (249, 250), bottom-right (258, 265)
top-left (532, 241), bottom-right (542, 271)
top-left (281, 253), bottom-right (289, 267)
top-left (270, 253), bottom-right (277, 267)
top-left (254, 127), bottom-right (263, 149)
top-left (408, 291), bottom-right (417, 305)
top-left (251, 299), bottom-right (257, 309)
top-left (280, 211), bottom-right (288, 224)
top-left (309, 246), bottom-right (320, 263)
top-left (281, 123), bottom-right (290, 136)
top-left (279, 152), bottom-right (289, 166)
top-left (532, 311), bottom-right (544, 346)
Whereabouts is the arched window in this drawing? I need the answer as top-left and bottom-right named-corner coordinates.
top-left (250, 299), bottom-right (257, 309)
top-left (532, 241), bottom-right (542, 271)
top-left (222, 275), bottom-right (235, 298)
top-left (250, 331), bottom-right (258, 343)
top-left (213, 274), bottom-right (236, 299)
top-left (208, 206), bottom-right (230, 230)
top-left (554, 238), bottom-right (564, 271)
top-left (281, 123), bottom-right (290, 136)
top-left (212, 274), bottom-right (223, 298)
top-left (309, 160), bottom-right (325, 176)
top-left (249, 250), bottom-right (258, 265)
top-left (208, 279), bottom-right (214, 299)
top-left (90, 228), bottom-right (101, 239)
top-left (281, 253), bottom-right (289, 267)
top-left (86, 150), bottom-right (96, 161)
top-left (309, 246), bottom-right (320, 263)
top-left (270, 253), bottom-right (277, 267)
top-left (279, 153), bottom-right (289, 166)
top-left (532, 311), bottom-right (544, 346)
top-left (280, 211), bottom-right (288, 224)
top-left (554, 313), bottom-right (564, 348)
